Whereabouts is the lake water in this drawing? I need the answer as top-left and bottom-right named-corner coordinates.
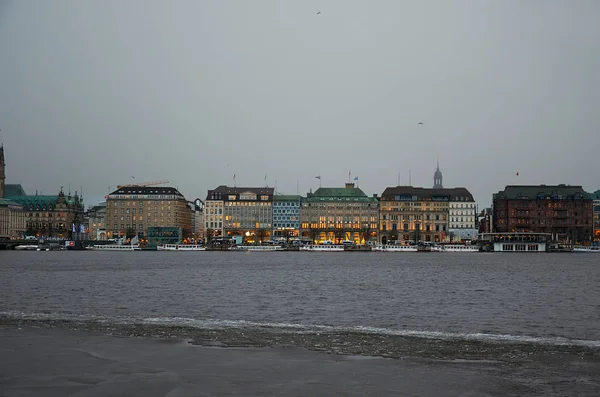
top-left (1, 251), bottom-right (599, 346)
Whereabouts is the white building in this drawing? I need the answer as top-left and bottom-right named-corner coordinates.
top-left (204, 189), bottom-right (224, 238)
top-left (449, 193), bottom-right (477, 241)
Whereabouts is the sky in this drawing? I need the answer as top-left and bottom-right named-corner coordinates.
top-left (1, 0), bottom-right (599, 208)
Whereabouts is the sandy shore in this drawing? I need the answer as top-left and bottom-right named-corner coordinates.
top-left (1, 320), bottom-right (599, 396)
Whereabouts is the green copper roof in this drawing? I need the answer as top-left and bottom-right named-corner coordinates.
top-left (6, 195), bottom-right (59, 209)
top-left (0, 198), bottom-right (22, 208)
top-left (305, 186), bottom-right (378, 202)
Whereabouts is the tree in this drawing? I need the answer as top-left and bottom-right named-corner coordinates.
top-left (255, 229), bottom-right (268, 244)
top-left (205, 228), bottom-right (215, 244)
top-left (125, 227), bottom-right (136, 239)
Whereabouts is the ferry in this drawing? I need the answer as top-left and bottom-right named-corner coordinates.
top-left (372, 244), bottom-right (417, 252)
top-left (235, 245), bottom-right (284, 252)
top-left (477, 233), bottom-right (549, 253)
top-left (300, 244), bottom-right (345, 252)
top-left (436, 244), bottom-right (480, 253)
top-left (86, 244), bottom-right (140, 251)
top-left (157, 244), bottom-right (206, 251)
top-left (573, 246), bottom-right (600, 253)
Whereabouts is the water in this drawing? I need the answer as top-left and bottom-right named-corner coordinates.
top-left (1, 251), bottom-right (599, 346)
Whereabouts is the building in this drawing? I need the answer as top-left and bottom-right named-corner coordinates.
top-left (86, 203), bottom-right (107, 240)
top-left (0, 198), bottom-right (26, 239)
top-left (592, 190), bottom-right (600, 243)
top-left (187, 199), bottom-right (205, 243)
top-left (448, 189), bottom-right (477, 241)
top-left (492, 185), bottom-right (593, 243)
top-left (206, 186), bottom-right (274, 244)
top-left (273, 195), bottom-right (301, 240)
top-left (204, 189), bottom-right (224, 240)
top-left (379, 186), bottom-right (456, 244)
top-left (5, 188), bottom-right (85, 238)
top-left (300, 183), bottom-right (379, 244)
top-left (0, 145), bottom-right (4, 198)
top-left (105, 185), bottom-right (192, 243)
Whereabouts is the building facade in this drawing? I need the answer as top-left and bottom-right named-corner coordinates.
top-left (593, 190), bottom-right (600, 243)
top-left (87, 203), bottom-right (107, 240)
top-left (0, 145), bottom-right (5, 198)
top-left (492, 185), bottom-right (593, 243)
top-left (448, 189), bottom-right (477, 241)
top-left (189, 198), bottom-right (205, 243)
top-left (206, 186), bottom-right (274, 244)
top-left (273, 195), bottom-right (301, 240)
top-left (300, 183), bottom-right (379, 244)
top-left (105, 186), bottom-right (192, 243)
top-left (5, 188), bottom-right (85, 238)
top-left (380, 186), bottom-right (457, 244)
top-left (0, 198), bottom-right (26, 239)
top-left (204, 190), bottom-right (224, 240)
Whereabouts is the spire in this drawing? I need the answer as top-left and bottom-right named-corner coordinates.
top-left (433, 160), bottom-right (443, 189)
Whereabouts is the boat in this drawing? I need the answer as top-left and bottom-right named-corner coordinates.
top-left (437, 244), bottom-right (480, 253)
top-left (477, 233), bottom-right (550, 253)
top-left (573, 246), bottom-right (600, 253)
top-left (372, 244), bottom-right (417, 252)
top-left (239, 245), bottom-right (284, 252)
top-left (87, 244), bottom-right (140, 251)
top-left (300, 244), bottom-right (345, 252)
top-left (157, 244), bottom-right (206, 251)
top-left (14, 245), bottom-right (39, 251)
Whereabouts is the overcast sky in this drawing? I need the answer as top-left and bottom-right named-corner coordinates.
top-left (1, 0), bottom-right (598, 207)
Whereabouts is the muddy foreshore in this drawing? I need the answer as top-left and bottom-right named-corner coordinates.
top-left (1, 316), bottom-right (598, 366)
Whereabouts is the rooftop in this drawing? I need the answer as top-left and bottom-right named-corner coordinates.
top-left (0, 198), bottom-right (22, 208)
top-left (493, 185), bottom-right (590, 200)
top-left (4, 184), bottom-right (27, 197)
top-left (274, 194), bottom-right (301, 201)
top-left (381, 186), bottom-right (475, 201)
top-left (305, 184), bottom-right (377, 202)
top-left (108, 186), bottom-right (185, 197)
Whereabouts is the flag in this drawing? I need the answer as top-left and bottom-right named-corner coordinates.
top-left (233, 174), bottom-right (236, 180)
top-left (354, 176), bottom-right (358, 181)
top-left (264, 173), bottom-right (267, 181)
top-left (72, 224), bottom-right (76, 233)
top-left (79, 224), bottom-right (85, 233)
top-left (315, 176), bottom-right (321, 180)
top-left (516, 172), bottom-right (519, 176)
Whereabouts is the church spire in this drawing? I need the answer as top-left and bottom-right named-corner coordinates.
top-left (433, 159), bottom-right (443, 189)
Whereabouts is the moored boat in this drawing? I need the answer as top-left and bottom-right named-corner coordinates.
top-left (157, 244), bottom-right (206, 251)
top-left (372, 244), bottom-right (417, 252)
top-left (573, 246), bottom-right (600, 253)
top-left (300, 244), bottom-right (345, 252)
top-left (437, 244), bottom-right (480, 253)
top-left (87, 244), bottom-right (140, 251)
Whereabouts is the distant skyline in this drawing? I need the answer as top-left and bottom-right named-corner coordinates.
top-left (1, 1), bottom-right (599, 207)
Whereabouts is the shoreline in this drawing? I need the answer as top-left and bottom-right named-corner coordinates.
top-left (2, 316), bottom-right (598, 363)
top-left (1, 320), bottom-right (600, 396)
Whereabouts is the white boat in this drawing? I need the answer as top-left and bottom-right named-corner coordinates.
top-left (14, 245), bottom-right (39, 251)
top-left (300, 244), bottom-right (345, 252)
top-left (437, 244), bottom-right (480, 253)
top-left (88, 244), bottom-right (140, 251)
top-left (372, 244), bottom-right (417, 252)
top-left (573, 246), bottom-right (600, 253)
top-left (157, 244), bottom-right (206, 251)
top-left (239, 245), bottom-right (284, 252)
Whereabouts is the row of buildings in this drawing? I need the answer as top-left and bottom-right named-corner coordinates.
top-left (1, 144), bottom-right (599, 245)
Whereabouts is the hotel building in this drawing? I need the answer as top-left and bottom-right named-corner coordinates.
top-left (300, 183), bottom-right (379, 244)
top-left (492, 185), bottom-right (593, 243)
top-left (206, 186), bottom-right (274, 243)
top-left (105, 185), bottom-right (192, 241)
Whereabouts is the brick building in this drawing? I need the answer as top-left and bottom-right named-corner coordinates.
top-left (492, 185), bottom-right (593, 243)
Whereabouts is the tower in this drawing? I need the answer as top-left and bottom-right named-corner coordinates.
top-left (0, 145), bottom-right (5, 198)
top-left (433, 160), bottom-right (443, 189)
